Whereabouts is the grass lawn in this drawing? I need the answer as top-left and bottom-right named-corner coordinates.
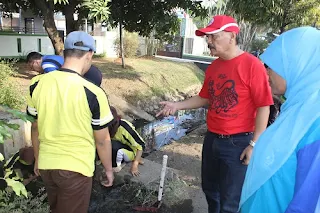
top-left (94, 57), bottom-right (204, 104)
top-left (11, 57), bottom-right (204, 107)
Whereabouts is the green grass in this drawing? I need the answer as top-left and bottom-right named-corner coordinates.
top-left (94, 57), bottom-right (204, 103)
top-left (13, 57), bottom-right (204, 108)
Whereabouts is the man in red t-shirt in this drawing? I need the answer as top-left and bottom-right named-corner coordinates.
top-left (157, 15), bottom-right (273, 213)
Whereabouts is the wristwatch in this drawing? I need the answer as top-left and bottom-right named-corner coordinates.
top-left (249, 140), bottom-right (256, 147)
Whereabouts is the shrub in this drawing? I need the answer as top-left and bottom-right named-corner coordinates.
top-left (0, 188), bottom-right (49, 213)
top-left (114, 31), bottom-right (139, 58)
top-left (250, 39), bottom-right (269, 53)
top-left (0, 61), bottom-right (25, 109)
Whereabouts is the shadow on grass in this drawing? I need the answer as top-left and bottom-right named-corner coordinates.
top-left (12, 62), bottom-right (38, 80)
top-left (94, 60), bottom-right (141, 81)
top-left (14, 70), bottom-right (37, 80)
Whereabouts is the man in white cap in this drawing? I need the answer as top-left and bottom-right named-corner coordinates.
top-left (157, 15), bottom-right (273, 213)
top-left (27, 31), bottom-right (114, 213)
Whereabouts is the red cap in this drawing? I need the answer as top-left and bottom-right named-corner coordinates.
top-left (195, 15), bottom-right (239, 36)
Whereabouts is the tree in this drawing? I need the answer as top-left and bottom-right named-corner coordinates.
top-left (250, 38), bottom-right (269, 53)
top-left (33, 0), bottom-right (67, 55)
top-left (107, 0), bottom-right (207, 36)
top-left (54, 0), bottom-right (91, 35)
top-left (236, 20), bottom-right (258, 52)
top-left (61, 0), bottom-right (81, 35)
top-left (84, 0), bottom-right (207, 67)
top-left (0, 0), bottom-right (69, 55)
top-left (83, 0), bottom-right (121, 65)
top-left (193, 0), bottom-right (229, 29)
top-left (228, 0), bottom-right (320, 34)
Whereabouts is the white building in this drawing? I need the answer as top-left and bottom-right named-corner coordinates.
top-left (0, 10), bottom-right (117, 58)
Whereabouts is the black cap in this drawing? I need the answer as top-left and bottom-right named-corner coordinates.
top-left (84, 65), bottom-right (103, 86)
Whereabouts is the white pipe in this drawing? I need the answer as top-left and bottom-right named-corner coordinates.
top-left (158, 155), bottom-right (168, 202)
top-left (85, 18), bottom-right (88, 33)
top-left (0, 11), bottom-right (2, 29)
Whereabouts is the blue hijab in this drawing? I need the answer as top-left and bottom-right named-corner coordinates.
top-left (240, 27), bottom-right (320, 206)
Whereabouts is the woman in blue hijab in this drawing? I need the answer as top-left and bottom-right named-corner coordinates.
top-left (240, 27), bottom-right (320, 213)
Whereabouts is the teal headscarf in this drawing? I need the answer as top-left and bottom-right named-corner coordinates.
top-left (240, 27), bottom-right (320, 206)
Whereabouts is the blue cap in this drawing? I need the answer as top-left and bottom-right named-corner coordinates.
top-left (64, 31), bottom-right (96, 52)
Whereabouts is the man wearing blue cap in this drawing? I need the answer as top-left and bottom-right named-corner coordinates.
top-left (27, 31), bottom-right (114, 213)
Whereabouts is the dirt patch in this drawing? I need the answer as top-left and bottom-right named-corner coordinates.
top-left (89, 181), bottom-right (193, 213)
top-left (146, 124), bottom-right (207, 186)
top-left (23, 177), bottom-right (193, 213)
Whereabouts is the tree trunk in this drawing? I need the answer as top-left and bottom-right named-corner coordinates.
top-left (63, 0), bottom-right (79, 35)
top-left (119, 22), bottom-right (125, 68)
top-left (119, 0), bottom-right (125, 68)
top-left (33, 0), bottom-right (64, 55)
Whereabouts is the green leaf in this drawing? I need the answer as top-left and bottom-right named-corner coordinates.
top-left (83, 0), bottom-right (111, 22)
top-left (6, 109), bottom-right (34, 123)
top-left (5, 179), bottom-right (28, 197)
top-left (0, 125), bottom-right (12, 141)
top-left (0, 153), bottom-right (4, 162)
top-left (4, 123), bottom-right (20, 130)
top-left (4, 170), bottom-right (14, 179)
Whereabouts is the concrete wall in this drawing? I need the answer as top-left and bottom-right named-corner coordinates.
top-left (100, 31), bottom-right (118, 58)
top-left (0, 34), bottom-right (55, 57)
top-left (2, 17), bottom-right (20, 29)
top-left (138, 37), bottom-right (147, 56)
top-left (192, 36), bottom-right (208, 56)
top-left (182, 17), bottom-right (209, 57)
top-left (0, 115), bottom-right (32, 160)
top-left (0, 32), bottom-right (118, 58)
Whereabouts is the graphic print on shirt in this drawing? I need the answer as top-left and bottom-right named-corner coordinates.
top-left (208, 76), bottom-right (239, 114)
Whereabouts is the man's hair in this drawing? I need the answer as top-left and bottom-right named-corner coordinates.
top-left (63, 41), bottom-right (91, 59)
top-left (63, 49), bottom-right (88, 59)
top-left (26, 52), bottom-right (42, 63)
top-left (108, 106), bottom-right (120, 138)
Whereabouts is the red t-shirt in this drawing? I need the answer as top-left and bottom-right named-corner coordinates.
top-left (199, 52), bottom-right (273, 135)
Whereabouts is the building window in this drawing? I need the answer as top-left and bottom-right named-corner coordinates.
top-left (38, 39), bottom-right (42, 52)
top-left (17, 38), bottom-right (21, 53)
top-left (25, 18), bottom-right (35, 34)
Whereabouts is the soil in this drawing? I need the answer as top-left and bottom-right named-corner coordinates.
top-left (89, 181), bottom-right (193, 213)
top-left (146, 124), bottom-right (206, 186)
top-left (25, 177), bottom-right (193, 213)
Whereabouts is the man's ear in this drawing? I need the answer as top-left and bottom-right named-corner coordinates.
top-left (85, 51), bottom-right (94, 61)
top-left (88, 51), bottom-right (94, 60)
top-left (232, 32), bottom-right (237, 43)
